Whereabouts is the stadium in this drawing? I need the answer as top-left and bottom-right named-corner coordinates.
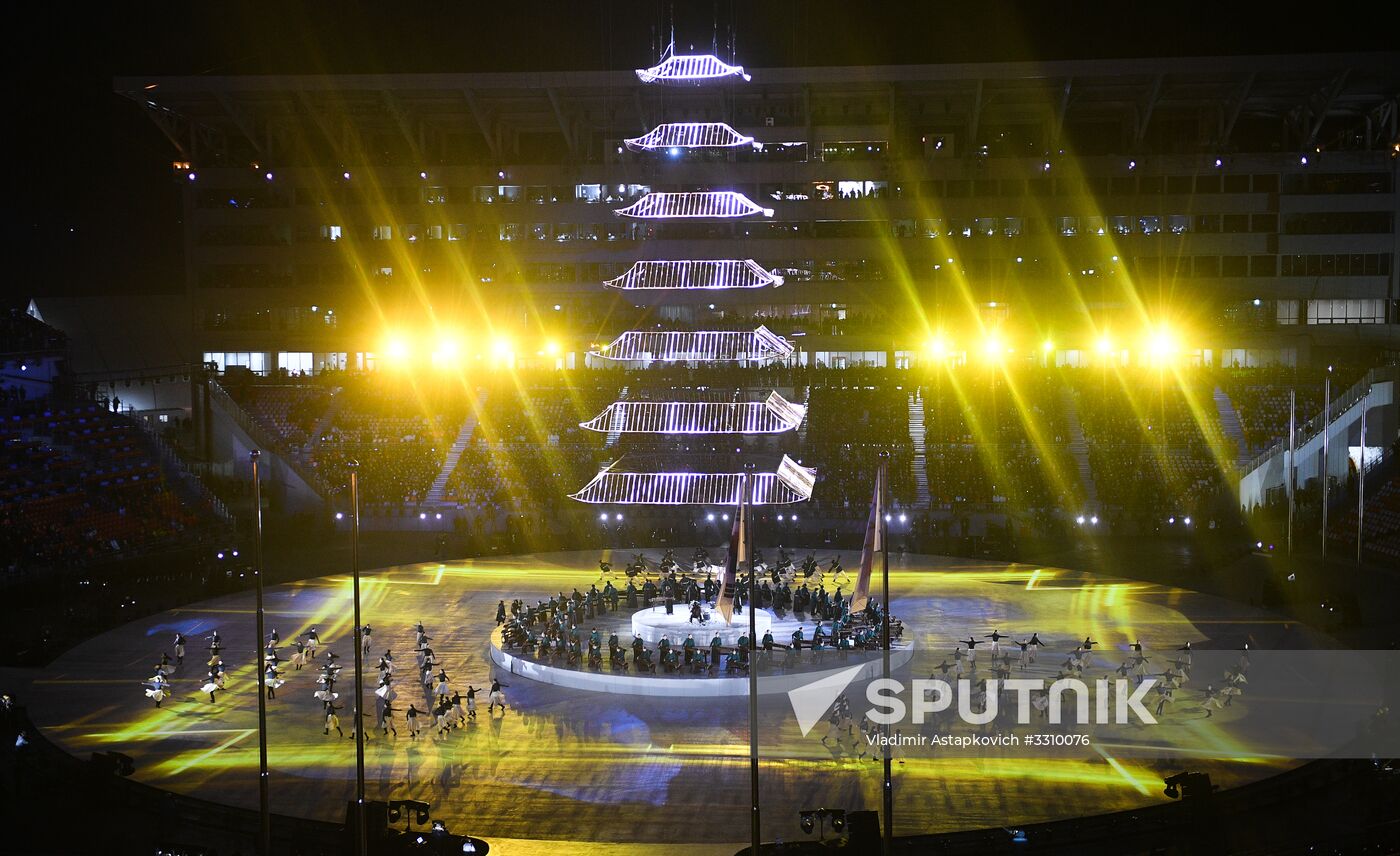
top-left (4, 5), bottom-right (1399, 855)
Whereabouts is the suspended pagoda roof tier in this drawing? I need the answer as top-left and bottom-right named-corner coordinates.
top-left (623, 122), bottom-right (757, 152)
top-left (579, 391), bottom-right (806, 435)
top-left (635, 53), bottom-right (751, 84)
top-left (602, 259), bottom-right (783, 291)
top-left (569, 455), bottom-right (815, 505)
top-left (589, 326), bottom-right (793, 363)
top-left (614, 191), bottom-right (773, 219)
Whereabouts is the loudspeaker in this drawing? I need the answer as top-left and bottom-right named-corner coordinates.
top-left (847, 810), bottom-right (879, 847)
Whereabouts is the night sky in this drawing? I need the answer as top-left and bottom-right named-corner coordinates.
top-left (14, 1), bottom-right (1387, 300)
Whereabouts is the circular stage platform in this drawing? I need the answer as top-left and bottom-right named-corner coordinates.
top-left (490, 602), bottom-right (918, 697)
top-left (17, 549), bottom-right (1333, 853)
top-left (631, 603), bottom-right (774, 646)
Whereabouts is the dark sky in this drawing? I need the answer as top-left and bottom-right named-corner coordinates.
top-left (13, 1), bottom-right (1388, 300)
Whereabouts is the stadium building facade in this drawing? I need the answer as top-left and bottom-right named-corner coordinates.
top-left (117, 52), bottom-right (1400, 376)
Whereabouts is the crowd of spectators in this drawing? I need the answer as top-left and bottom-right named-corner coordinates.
top-left (1073, 372), bottom-right (1231, 521)
top-left (801, 384), bottom-right (916, 510)
top-left (442, 382), bottom-right (615, 509)
top-left (206, 364), bottom-right (1385, 532)
top-left (225, 382), bottom-right (331, 452)
top-left (921, 370), bottom-right (1079, 510)
top-left (1221, 366), bottom-right (1366, 454)
top-left (308, 376), bottom-right (465, 504)
top-left (0, 403), bottom-right (220, 573)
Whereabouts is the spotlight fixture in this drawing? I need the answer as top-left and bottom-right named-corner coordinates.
top-left (1163, 771), bottom-right (1215, 800)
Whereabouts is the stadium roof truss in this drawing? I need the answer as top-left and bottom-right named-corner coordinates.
top-left (570, 455), bottom-right (815, 505)
top-left (602, 259), bottom-right (784, 291)
top-left (636, 53), bottom-right (751, 84)
top-left (590, 326), bottom-right (794, 363)
top-left (624, 121), bottom-right (758, 151)
top-left (580, 391), bottom-right (806, 435)
top-left (614, 191), bottom-right (774, 219)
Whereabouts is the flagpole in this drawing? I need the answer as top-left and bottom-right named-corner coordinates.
top-left (878, 451), bottom-right (893, 855)
top-left (744, 467), bottom-right (761, 856)
top-left (348, 461), bottom-right (367, 856)
top-left (250, 450), bottom-right (270, 856)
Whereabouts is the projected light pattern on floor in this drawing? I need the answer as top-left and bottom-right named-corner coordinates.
top-left (24, 551), bottom-right (1327, 852)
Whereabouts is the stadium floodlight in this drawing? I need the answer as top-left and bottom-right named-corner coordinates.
top-left (384, 336), bottom-right (412, 363)
top-left (927, 337), bottom-right (949, 359)
top-left (603, 259), bottom-right (784, 291)
top-left (432, 336), bottom-right (462, 366)
top-left (1147, 327), bottom-right (1178, 363)
top-left (982, 334), bottom-right (1006, 360)
top-left (625, 122), bottom-right (758, 152)
top-left (580, 391), bottom-right (806, 435)
top-left (636, 52), bottom-right (751, 84)
top-left (569, 455), bottom-right (816, 505)
top-left (1096, 337), bottom-right (1113, 356)
top-left (589, 326), bottom-right (794, 363)
top-left (614, 191), bottom-right (774, 219)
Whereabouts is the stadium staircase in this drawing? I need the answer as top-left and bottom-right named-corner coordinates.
top-left (908, 390), bottom-right (931, 506)
top-left (1213, 386), bottom-right (1251, 468)
top-left (1061, 388), bottom-right (1099, 509)
top-left (425, 409), bottom-right (480, 505)
top-left (796, 384), bottom-right (811, 445)
top-left (604, 385), bottom-right (629, 449)
top-left (301, 391), bottom-right (344, 459)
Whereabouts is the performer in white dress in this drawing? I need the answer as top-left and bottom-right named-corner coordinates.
top-left (377, 701), bottom-right (398, 736)
top-left (323, 700), bottom-right (344, 737)
top-left (144, 675), bottom-right (169, 707)
top-left (201, 668), bottom-right (222, 703)
top-left (405, 705), bottom-right (422, 740)
top-left (487, 678), bottom-right (508, 714)
top-left (304, 627), bottom-right (320, 656)
top-left (264, 662), bottom-right (284, 700)
top-left (173, 633), bottom-right (186, 666)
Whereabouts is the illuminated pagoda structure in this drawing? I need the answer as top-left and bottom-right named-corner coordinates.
top-left (572, 45), bottom-right (815, 507)
top-left (635, 48), bottom-right (750, 84)
top-left (579, 392), bottom-right (807, 436)
top-left (589, 327), bottom-right (793, 363)
top-left (603, 259), bottom-right (784, 292)
top-left (614, 190), bottom-right (773, 220)
top-left (624, 122), bottom-right (757, 152)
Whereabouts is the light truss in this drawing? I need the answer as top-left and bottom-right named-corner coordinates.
top-left (579, 391), bottom-right (806, 435)
top-left (570, 455), bottom-right (815, 505)
top-left (624, 122), bottom-right (757, 152)
top-left (636, 54), bottom-right (751, 84)
top-left (603, 259), bottom-right (784, 291)
top-left (590, 326), bottom-right (793, 363)
top-left (614, 191), bottom-right (773, 219)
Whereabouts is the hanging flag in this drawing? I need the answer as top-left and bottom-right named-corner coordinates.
top-left (716, 477), bottom-right (748, 624)
top-left (850, 465), bottom-right (884, 613)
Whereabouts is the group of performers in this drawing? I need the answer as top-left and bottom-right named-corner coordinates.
top-left (927, 633), bottom-right (1246, 725)
top-left (499, 548), bottom-right (904, 676)
top-left (139, 622), bottom-right (511, 741)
